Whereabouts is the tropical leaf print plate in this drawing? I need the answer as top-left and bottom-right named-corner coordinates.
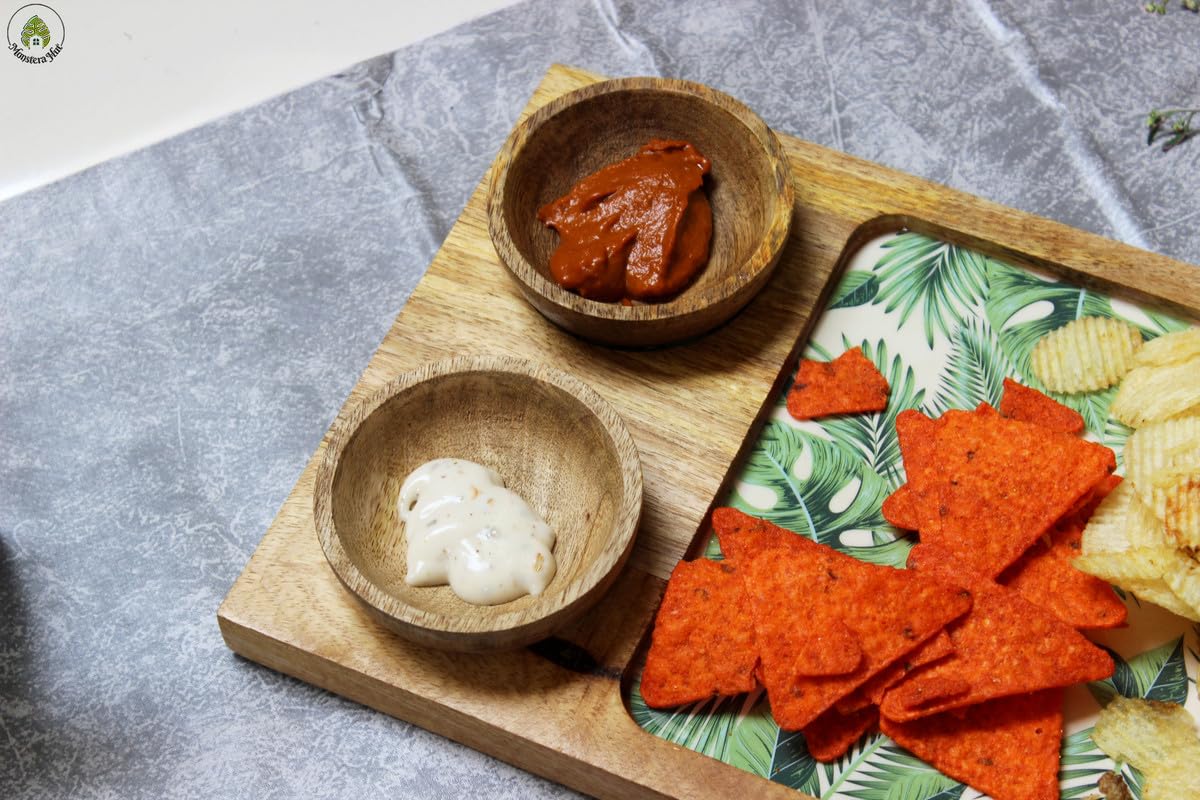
top-left (629, 231), bottom-right (1200, 800)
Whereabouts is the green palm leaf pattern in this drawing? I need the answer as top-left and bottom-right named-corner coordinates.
top-left (926, 315), bottom-right (1011, 416)
top-left (816, 338), bottom-right (926, 489)
top-left (830, 272), bottom-right (881, 310)
top-left (726, 423), bottom-right (892, 550)
top-left (631, 231), bottom-right (1197, 799)
top-left (768, 729), bottom-right (821, 793)
top-left (871, 233), bottom-right (989, 348)
top-left (983, 260), bottom-right (1119, 432)
top-left (1088, 637), bottom-right (1189, 706)
top-left (1058, 728), bottom-right (1142, 799)
top-left (833, 739), bottom-right (964, 800)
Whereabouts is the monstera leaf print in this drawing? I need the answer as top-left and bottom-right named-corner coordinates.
top-left (726, 423), bottom-right (891, 549)
top-left (870, 233), bottom-right (989, 348)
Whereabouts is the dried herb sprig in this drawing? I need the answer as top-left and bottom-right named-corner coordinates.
top-left (1146, 108), bottom-right (1200, 151)
top-left (1144, 0), bottom-right (1198, 12)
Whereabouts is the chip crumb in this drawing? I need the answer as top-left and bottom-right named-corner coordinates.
top-left (1097, 770), bottom-right (1133, 800)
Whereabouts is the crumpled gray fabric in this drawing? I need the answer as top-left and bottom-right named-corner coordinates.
top-left (1, 1), bottom-right (1196, 798)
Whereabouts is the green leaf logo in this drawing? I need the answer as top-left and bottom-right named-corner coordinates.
top-left (21, 15), bottom-right (51, 49)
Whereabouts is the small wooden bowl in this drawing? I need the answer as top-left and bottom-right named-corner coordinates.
top-left (487, 76), bottom-right (794, 347)
top-left (313, 356), bottom-right (643, 652)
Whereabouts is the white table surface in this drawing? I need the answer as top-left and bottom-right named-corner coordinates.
top-left (0, 0), bottom-right (518, 201)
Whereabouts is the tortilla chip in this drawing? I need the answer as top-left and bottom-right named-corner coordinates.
top-left (882, 546), bottom-right (1113, 721)
top-left (912, 408), bottom-right (1116, 577)
top-left (881, 689), bottom-right (1064, 800)
top-left (714, 509), bottom-right (973, 731)
top-left (882, 484), bottom-right (920, 530)
top-left (712, 506), bottom-right (812, 562)
top-left (999, 477), bottom-right (1128, 629)
top-left (786, 346), bottom-right (890, 420)
top-left (836, 629), bottom-right (955, 714)
top-left (640, 559), bottom-right (758, 708)
top-left (802, 705), bottom-right (879, 763)
top-left (999, 377), bottom-right (1086, 434)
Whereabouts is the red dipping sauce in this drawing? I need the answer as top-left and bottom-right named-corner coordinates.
top-left (537, 139), bottom-right (712, 302)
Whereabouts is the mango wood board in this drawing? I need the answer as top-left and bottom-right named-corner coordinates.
top-left (217, 64), bottom-right (1200, 800)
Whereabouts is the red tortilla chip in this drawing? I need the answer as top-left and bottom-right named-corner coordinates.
top-left (803, 705), bottom-right (879, 763)
top-left (640, 559), bottom-right (758, 708)
top-left (999, 377), bottom-right (1085, 435)
top-left (881, 546), bottom-right (1113, 722)
top-left (999, 478), bottom-right (1127, 629)
top-left (881, 689), bottom-right (1064, 800)
top-left (912, 408), bottom-right (1116, 577)
top-left (713, 506), bottom-right (808, 562)
top-left (716, 509), bottom-right (972, 731)
top-left (786, 346), bottom-right (890, 420)
top-left (837, 629), bottom-right (955, 714)
top-left (882, 484), bottom-right (920, 530)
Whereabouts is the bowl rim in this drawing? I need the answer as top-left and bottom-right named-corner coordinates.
top-left (486, 75), bottom-right (794, 324)
top-left (312, 354), bottom-right (643, 644)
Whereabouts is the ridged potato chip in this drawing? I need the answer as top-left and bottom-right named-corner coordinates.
top-left (1124, 414), bottom-right (1200, 518)
top-left (1136, 328), bottom-right (1200, 367)
top-left (1160, 467), bottom-right (1200, 549)
top-left (1164, 552), bottom-right (1200, 617)
top-left (1110, 358), bottom-right (1200, 428)
top-left (1073, 547), bottom-right (1199, 620)
top-left (1080, 480), bottom-right (1138, 553)
top-left (1092, 696), bottom-right (1200, 800)
top-left (1030, 316), bottom-right (1142, 393)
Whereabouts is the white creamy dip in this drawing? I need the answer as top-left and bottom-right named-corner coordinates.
top-left (397, 458), bottom-right (557, 605)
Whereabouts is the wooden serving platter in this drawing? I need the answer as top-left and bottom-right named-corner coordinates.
top-left (217, 64), bottom-right (1199, 800)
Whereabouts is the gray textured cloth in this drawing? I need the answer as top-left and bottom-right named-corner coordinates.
top-left (2, 1), bottom-right (1197, 798)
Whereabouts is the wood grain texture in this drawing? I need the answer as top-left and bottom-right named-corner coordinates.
top-left (312, 355), bottom-right (642, 652)
top-left (219, 64), bottom-right (1200, 800)
top-left (487, 76), bottom-right (793, 346)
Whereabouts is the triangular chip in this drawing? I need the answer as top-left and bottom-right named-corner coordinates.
top-left (911, 408), bottom-right (1115, 577)
top-left (640, 559), bottom-right (758, 708)
top-left (881, 546), bottom-right (1113, 722)
top-left (786, 346), bottom-right (890, 420)
top-left (715, 509), bottom-right (972, 731)
top-left (881, 484), bottom-right (919, 530)
top-left (998, 377), bottom-right (1085, 434)
top-left (999, 475), bottom-right (1127, 629)
top-left (836, 630), bottom-right (954, 714)
top-left (881, 689), bottom-right (1064, 800)
top-left (802, 705), bottom-right (879, 763)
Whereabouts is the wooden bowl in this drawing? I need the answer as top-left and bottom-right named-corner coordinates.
top-left (312, 356), bottom-right (643, 652)
top-left (487, 76), bottom-right (794, 347)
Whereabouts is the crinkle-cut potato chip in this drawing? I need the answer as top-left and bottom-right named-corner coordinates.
top-left (1124, 414), bottom-right (1200, 518)
top-left (1091, 696), bottom-right (1200, 800)
top-left (1164, 550), bottom-right (1200, 616)
top-left (1073, 547), bottom-right (1200, 621)
top-left (1136, 328), bottom-right (1200, 367)
top-left (1029, 316), bottom-right (1143, 393)
top-left (1109, 358), bottom-right (1200, 428)
top-left (1159, 466), bottom-right (1200, 549)
top-left (1080, 480), bottom-right (1140, 554)
top-left (1126, 489), bottom-right (1174, 550)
